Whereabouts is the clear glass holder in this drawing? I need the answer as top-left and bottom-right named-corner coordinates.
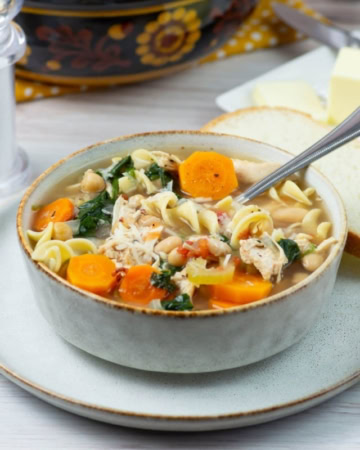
top-left (0, 0), bottom-right (31, 199)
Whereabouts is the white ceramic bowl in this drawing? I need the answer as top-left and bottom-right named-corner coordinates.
top-left (17, 131), bottom-right (347, 373)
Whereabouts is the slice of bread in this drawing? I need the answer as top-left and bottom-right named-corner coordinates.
top-left (202, 106), bottom-right (360, 257)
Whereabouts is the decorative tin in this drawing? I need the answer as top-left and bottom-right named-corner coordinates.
top-left (16, 0), bottom-right (258, 85)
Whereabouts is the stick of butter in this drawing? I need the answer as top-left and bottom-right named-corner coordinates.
top-left (328, 47), bottom-right (360, 125)
top-left (253, 80), bottom-right (326, 122)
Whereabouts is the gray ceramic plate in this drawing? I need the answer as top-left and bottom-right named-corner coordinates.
top-left (1, 202), bottom-right (359, 431)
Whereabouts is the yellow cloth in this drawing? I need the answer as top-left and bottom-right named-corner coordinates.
top-left (15, 0), bottom-right (319, 102)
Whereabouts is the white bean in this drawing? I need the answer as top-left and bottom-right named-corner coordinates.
top-left (272, 207), bottom-right (308, 223)
top-left (53, 222), bottom-right (73, 241)
top-left (80, 170), bottom-right (105, 193)
top-left (168, 247), bottom-right (187, 266)
top-left (302, 253), bottom-right (324, 272)
top-left (155, 236), bottom-right (182, 254)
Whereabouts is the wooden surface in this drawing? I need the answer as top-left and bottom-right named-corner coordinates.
top-left (2, 1), bottom-right (360, 448)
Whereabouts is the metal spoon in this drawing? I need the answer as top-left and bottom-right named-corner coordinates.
top-left (236, 107), bottom-right (360, 204)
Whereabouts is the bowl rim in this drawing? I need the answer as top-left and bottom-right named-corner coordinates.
top-left (17, 130), bottom-right (348, 318)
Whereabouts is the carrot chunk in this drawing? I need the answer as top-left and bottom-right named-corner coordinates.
top-left (209, 298), bottom-right (239, 309)
top-left (179, 151), bottom-right (238, 200)
top-left (33, 198), bottom-right (74, 231)
top-left (119, 265), bottom-right (168, 306)
top-left (210, 273), bottom-right (272, 307)
top-left (67, 254), bottom-right (117, 295)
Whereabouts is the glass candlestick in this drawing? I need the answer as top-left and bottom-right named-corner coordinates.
top-left (0, 0), bottom-right (30, 198)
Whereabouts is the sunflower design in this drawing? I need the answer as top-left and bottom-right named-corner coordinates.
top-left (136, 8), bottom-right (201, 67)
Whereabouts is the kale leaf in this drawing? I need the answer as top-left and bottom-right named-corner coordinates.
top-left (109, 155), bottom-right (134, 179)
top-left (219, 234), bottom-right (230, 244)
top-left (76, 191), bottom-right (113, 237)
top-left (111, 177), bottom-right (119, 201)
top-left (97, 156), bottom-right (135, 200)
top-left (278, 239), bottom-right (301, 265)
top-left (145, 163), bottom-right (172, 187)
top-left (159, 260), bottom-right (184, 276)
top-left (150, 271), bottom-right (177, 293)
top-left (162, 294), bottom-right (193, 311)
top-left (126, 167), bottom-right (136, 179)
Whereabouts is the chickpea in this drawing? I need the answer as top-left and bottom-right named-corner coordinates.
top-left (53, 222), bottom-right (73, 241)
top-left (272, 207), bottom-right (308, 223)
top-left (168, 247), bottom-right (187, 266)
top-left (302, 253), bottom-right (324, 272)
top-left (80, 170), bottom-right (105, 193)
top-left (155, 236), bottom-right (182, 254)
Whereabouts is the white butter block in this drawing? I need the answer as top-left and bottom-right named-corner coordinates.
top-left (328, 47), bottom-right (360, 124)
top-left (252, 80), bottom-right (326, 122)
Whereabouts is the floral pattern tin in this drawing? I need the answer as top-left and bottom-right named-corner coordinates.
top-left (16, 0), bottom-right (258, 85)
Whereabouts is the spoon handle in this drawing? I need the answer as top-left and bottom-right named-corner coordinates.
top-left (236, 107), bottom-right (360, 204)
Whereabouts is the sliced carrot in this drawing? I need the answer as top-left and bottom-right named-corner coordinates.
top-left (210, 273), bottom-right (272, 307)
top-left (33, 198), bottom-right (74, 231)
top-left (119, 265), bottom-right (168, 306)
top-left (67, 254), bottom-right (117, 295)
top-left (179, 151), bottom-right (238, 200)
top-left (209, 298), bottom-right (239, 309)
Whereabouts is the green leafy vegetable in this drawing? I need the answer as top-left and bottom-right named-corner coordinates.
top-left (162, 294), bottom-right (193, 311)
top-left (302, 243), bottom-right (317, 256)
top-left (111, 177), bottom-right (119, 202)
top-left (159, 260), bottom-right (184, 276)
top-left (219, 234), bottom-right (230, 244)
top-left (109, 155), bottom-right (134, 178)
top-left (76, 191), bottom-right (113, 237)
top-left (278, 239), bottom-right (301, 265)
top-left (145, 163), bottom-right (172, 187)
top-left (126, 167), bottom-right (136, 178)
top-left (150, 271), bottom-right (177, 293)
top-left (97, 156), bottom-right (135, 200)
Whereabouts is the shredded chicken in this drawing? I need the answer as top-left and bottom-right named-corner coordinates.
top-left (100, 222), bottom-right (162, 269)
top-left (294, 233), bottom-right (314, 254)
top-left (316, 237), bottom-right (337, 253)
top-left (239, 237), bottom-right (288, 282)
top-left (172, 269), bottom-right (195, 299)
top-left (152, 151), bottom-right (181, 172)
top-left (128, 194), bottom-right (145, 209)
top-left (232, 159), bottom-right (280, 185)
top-left (100, 195), bottom-right (163, 269)
top-left (111, 195), bottom-right (141, 230)
top-left (207, 238), bottom-right (232, 257)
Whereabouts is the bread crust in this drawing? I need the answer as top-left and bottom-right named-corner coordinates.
top-left (201, 106), bottom-right (329, 131)
top-left (202, 106), bottom-right (360, 258)
top-left (344, 231), bottom-right (360, 258)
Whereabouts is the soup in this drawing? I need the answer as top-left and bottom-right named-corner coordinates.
top-left (26, 149), bottom-right (336, 311)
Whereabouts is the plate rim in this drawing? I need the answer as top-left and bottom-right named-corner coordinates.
top-left (1, 363), bottom-right (359, 422)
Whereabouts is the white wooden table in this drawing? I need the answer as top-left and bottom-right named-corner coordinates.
top-left (2, 1), bottom-right (360, 447)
